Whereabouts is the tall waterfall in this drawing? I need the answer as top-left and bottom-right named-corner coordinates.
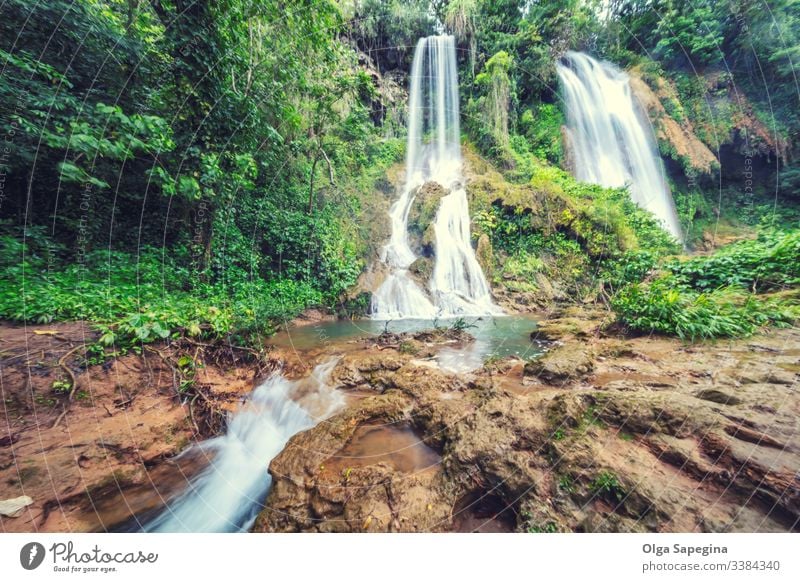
top-left (142, 359), bottom-right (343, 532)
top-left (557, 51), bottom-right (683, 241)
top-left (370, 35), bottom-right (501, 319)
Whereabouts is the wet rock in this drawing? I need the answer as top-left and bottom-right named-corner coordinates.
top-left (348, 262), bottom-right (389, 302)
top-left (695, 389), bottom-right (743, 406)
top-left (253, 388), bottom-right (452, 532)
top-left (421, 224), bottom-right (436, 257)
top-left (408, 257), bottom-right (433, 284)
top-left (475, 234), bottom-right (493, 277)
top-left (407, 181), bottom-right (447, 255)
top-left (258, 323), bottom-right (800, 534)
top-left (289, 308), bottom-right (335, 327)
top-left (628, 72), bottom-right (718, 175)
top-left (0, 495), bottom-right (33, 518)
top-left (0, 321), bottom-right (260, 532)
top-left (531, 311), bottom-right (602, 342)
top-left (533, 273), bottom-right (555, 300)
top-left (0, 433), bottom-right (20, 447)
top-left (523, 345), bottom-right (594, 383)
top-left (331, 354), bottom-right (406, 391)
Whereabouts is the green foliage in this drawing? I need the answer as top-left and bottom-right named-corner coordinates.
top-left (526, 521), bottom-right (559, 533)
top-left (2, 0), bottom-right (797, 354)
top-left (449, 317), bottom-right (478, 332)
top-left (470, 143), bottom-right (681, 302)
top-left (672, 188), bottom-right (711, 242)
top-left (477, 202), bottom-right (588, 292)
top-left (598, 251), bottom-right (657, 292)
top-left (605, 0), bottom-right (800, 176)
top-left (671, 231), bottom-right (800, 293)
top-left (518, 104), bottom-right (564, 164)
top-left (653, 1), bottom-right (724, 66)
top-left (51, 379), bottom-right (72, 394)
top-left (469, 50), bottom-right (514, 158)
top-left (612, 278), bottom-right (796, 341)
top-left (670, 72), bottom-right (736, 150)
top-left (398, 341), bottom-right (419, 355)
top-left (609, 229), bottom-right (799, 340)
top-left (0, 231), bottom-right (327, 345)
top-left (345, 0), bottom-right (434, 71)
top-left (0, 0), bottom-right (400, 344)
top-left (445, 0), bottom-right (478, 74)
top-left (589, 471), bottom-right (625, 502)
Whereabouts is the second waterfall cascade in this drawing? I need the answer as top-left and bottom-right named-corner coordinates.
top-left (370, 35), bottom-right (501, 320)
top-left (557, 51), bottom-right (683, 241)
top-left (140, 359), bottom-right (344, 532)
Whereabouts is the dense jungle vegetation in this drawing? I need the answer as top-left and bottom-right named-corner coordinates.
top-left (1, 0), bottom-right (798, 349)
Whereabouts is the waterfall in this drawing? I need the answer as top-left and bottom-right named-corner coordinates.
top-left (142, 359), bottom-right (343, 532)
top-left (557, 51), bottom-right (683, 241)
top-left (370, 35), bottom-right (501, 319)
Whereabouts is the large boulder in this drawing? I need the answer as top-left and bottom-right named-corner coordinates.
top-left (523, 344), bottom-right (595, 384)
top-left (408, 256), bottom-right (434, 287)
top-left (407, 181), bottom-right (447, 255)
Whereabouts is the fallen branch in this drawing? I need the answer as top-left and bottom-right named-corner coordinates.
top-left (51, 345), bottom-right (86, 429)
top-left (181, 338), bottom-right (261, 357)
top-left (374, 344), bottom-right (399, 351)
top-left (144, 345), bottom-right (179, 396)
top-left (188, 393), bottom-right (201, 436)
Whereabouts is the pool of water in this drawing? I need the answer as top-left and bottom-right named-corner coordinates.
top-left (272, 314), bottom-right (544, 373)
top-left (324, 423), bottom-right (441, 475)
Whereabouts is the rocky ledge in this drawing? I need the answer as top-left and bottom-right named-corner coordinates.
top-left (255, 316), bottom-right (800, 533)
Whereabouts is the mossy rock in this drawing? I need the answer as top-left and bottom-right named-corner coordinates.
top-left (523, 345), bottom-right (595, 384)
top-left (408, 256), bottom-right (433, 284)
top-left (420, 224), bottom-right (436, 257)
top-left (407, 182), bottom-right (446, 251)
top-left (475, 233), bottom-right (493, 276)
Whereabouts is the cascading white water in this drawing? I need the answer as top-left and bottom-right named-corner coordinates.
top-left (557, 51), bottom-right (683, 241)
top-left (371, 35), bottom-right (500, 319)
top-left (142, 359), bottom-right (343, 532)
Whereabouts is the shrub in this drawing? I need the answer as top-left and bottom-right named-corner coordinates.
top-left (598, 250), bottom-right (658, 293)
top-left (668, 230), bottom-right (800, 292)
top-left (611, 277), bottom-right (796, 340)
top-left (0, 234), bottom-right (329, 346)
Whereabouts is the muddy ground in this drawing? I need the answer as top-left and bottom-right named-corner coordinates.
top-left (0, 322), bottom-right (265, 532)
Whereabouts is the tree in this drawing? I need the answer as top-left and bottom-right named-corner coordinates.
top-left (445, 0), bottom-right (478, 75)
top-left (345, 0), bottom-right (434, 72)
top-left (476, 51), bottom-right (513, 147)
top-left (654, 0), bottom-right (725, 67)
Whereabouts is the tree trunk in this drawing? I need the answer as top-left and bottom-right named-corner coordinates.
top-left (308, 154), bottom-right (319, 214)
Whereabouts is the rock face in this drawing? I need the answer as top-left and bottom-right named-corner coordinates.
top-left (408, 257), bottom-right (433, 287)
top-left (628, 72), bottom-right (718, 175)
top-left (407, 181), bottom-right (447, 256)
top-left (475, 233), bottom-right (493, 277)
top-left (629, 67), bottom-right (790, 172)
top-left (256, 317), bottom-right (800, 533)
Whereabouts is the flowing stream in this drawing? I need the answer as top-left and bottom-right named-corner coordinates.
top-left (139, 359), bottom-right (343, 532)
top-left (557, 51), bottom-right (683, 241)
top-left (370, 35), bottom-right (501, 319)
